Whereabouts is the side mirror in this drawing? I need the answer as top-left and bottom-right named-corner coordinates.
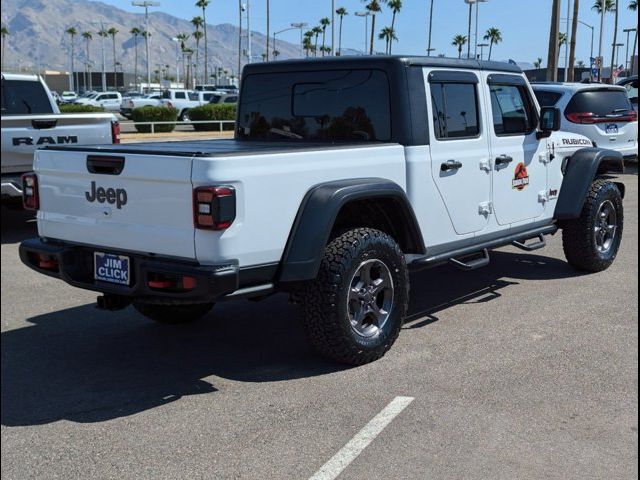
top-left (537, 106), bottom-right (561, 139)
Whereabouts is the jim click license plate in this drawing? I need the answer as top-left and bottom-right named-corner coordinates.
top-left (606, 124), bottom-right (619, 134)
top-left (94, 252), bottom-right (130, 285)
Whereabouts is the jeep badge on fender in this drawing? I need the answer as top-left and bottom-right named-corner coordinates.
top-left (85, 181), bottom-right (127, 209)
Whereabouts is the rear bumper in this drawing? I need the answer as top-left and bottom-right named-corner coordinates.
top-left (19, 237), bottom-right (239, 303)
top-left (1, 174), bottom-right (24, 198)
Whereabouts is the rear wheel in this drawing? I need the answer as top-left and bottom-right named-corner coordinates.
top-left (562, 179), bottom-right (624, 272)
top-left (299, 228), bottom-right (409, 365)
top-left (133, 301), bottom-right (214, 324)
top-left (180, 110), bottom-right (191, 121)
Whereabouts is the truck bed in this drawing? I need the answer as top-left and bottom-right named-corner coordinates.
top-left (43, 139), bottom-right (398, 157)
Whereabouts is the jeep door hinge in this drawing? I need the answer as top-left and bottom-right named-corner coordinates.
top-left (539, 152), bottom-right (551, 165)
top-left (478, 201), bottom-right (493, 216)
top-left (538, 190), bottom-right (549, 204)
top-left (479, 159), bottom-right (492, 172)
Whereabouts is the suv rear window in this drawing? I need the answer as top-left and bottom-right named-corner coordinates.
top-left (237, 69), bottom-right (391, 142)
top-left (566, 89), bottom-right (633, 116)
top-left (533, 90), bottom-right (563, 107)
top-left (1, 79), bottom-right (54, 115)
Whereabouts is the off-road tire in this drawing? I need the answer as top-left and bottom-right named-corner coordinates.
top-left (300, 228), bottom-right (409, 365)
top-left (133, 301), bottom-right (214, 324)
top-left (562, 179), bottom-right (623, 272)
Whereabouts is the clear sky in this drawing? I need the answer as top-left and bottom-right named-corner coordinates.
top-left (103, 0), bottom-right (638, 67)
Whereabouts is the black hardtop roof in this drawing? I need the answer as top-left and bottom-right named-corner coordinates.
top-left (242, 55), bottom-right (522, 75)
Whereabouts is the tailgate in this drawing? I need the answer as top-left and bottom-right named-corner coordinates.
top-left (1, 114), bottom-right (114, 174)
top-left (36, 149), bottom-right (196, 259)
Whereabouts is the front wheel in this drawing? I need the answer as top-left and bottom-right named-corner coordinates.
top-left (562, 179), bottom-right (624, 272)
top-left (299, 228), bottom-right (409, 365)
top-left (133, 301), bottom-right (214, 324)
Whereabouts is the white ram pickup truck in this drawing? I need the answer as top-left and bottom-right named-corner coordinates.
top-left (1, 72), bottom-right (120, 205)
top-left (20, 57), bottom-right (626, 365)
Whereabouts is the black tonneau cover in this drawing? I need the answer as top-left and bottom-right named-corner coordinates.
top-left (43, 139), bottom-right (398, 158)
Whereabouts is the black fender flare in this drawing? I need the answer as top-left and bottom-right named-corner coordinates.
top-left (554, 147), bottom-right (625, 220)
top-left (277, 178), bottom-right (425, 283)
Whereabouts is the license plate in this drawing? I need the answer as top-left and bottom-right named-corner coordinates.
top-left (606, 124), bottom-right (619, 134)
top-left (94, 252), bottom-right (130, 285)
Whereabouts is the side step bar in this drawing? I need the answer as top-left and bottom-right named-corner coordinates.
top-left (449, 249), bottom-right (490, 271)
top-left (511, 234), bottom-right (546, 252)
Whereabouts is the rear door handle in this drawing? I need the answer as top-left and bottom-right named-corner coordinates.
top-left (495, 155), bottom-right (514, 166)
top-left (441, 160), bottom-right (463, 172)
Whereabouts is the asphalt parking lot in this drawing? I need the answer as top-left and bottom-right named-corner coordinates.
top-left (1, 168), bottom-right (637, 480)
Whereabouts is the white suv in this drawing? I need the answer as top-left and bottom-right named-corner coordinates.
top-left (532, 83), bottom-right (638, 161)
top-left (75, 91), bottom-right (123, 112)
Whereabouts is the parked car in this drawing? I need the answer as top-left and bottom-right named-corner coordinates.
top-left (617, 75), bottom-right (638, 112)
top-left (160, 89), bottom-right (218, 120)
top-left (532, 82), bottom-right (638, 161)
top-left (1, 72), bottom-right (119, 207)
top-left (209, 92), bottom-right (238, 105)
top-left (75, 91), bottom-right (122, 112)
top-left (60, 91), bottom-right (78, 103)
top-left (19, 57), bottom-right (626, 365)
top-left (120, 92), bottom-right (163, 118)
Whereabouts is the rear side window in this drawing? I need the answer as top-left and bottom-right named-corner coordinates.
top-left (1, 79), bottom-right (54, 115)
top-left (566, 90), bottom-right (633, 116)
top-left (533, 90), bottom-right (563, 107)
top-left (224, 96), bottom-right (238, 104)
top-left (238, 69), bottom-right (391, 142)
top-left (430, 82), bottom-right (480, 139)
top-left (175, 92), bottom-right (187, 100)
top-left (490, 84), bottom-right (535, 135)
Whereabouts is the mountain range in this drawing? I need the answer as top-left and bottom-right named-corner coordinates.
top-left (1, 0), bottom-right (301, 77)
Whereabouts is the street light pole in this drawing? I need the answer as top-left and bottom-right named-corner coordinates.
top-left (613, 42), bottom-right (624, 73)
top-left (623, 28), bottom-right (636, 71)
top-left (565, 0), bottom-right (571, 83)
top-left (473, 0), bottom-right (487, 59)
top-left (331, 0), bottom-right (336, 56)
top-left (132, 1), bottom-right (160, 92)
top-left (290, 22), bottom-right (308, 58)
top-left (597, 0), bottom-right (605, 81)
top-left (477, 43), bottom-right (489, 60)
top-left (355, 12), bottom-right (370, 55)
top-left (427, 0), bottom-right (435, 56)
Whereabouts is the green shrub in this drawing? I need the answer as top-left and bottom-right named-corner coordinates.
top-left (188, 104), bottom-right (237, 131)
top-left (59, 104), bottom-right (105, 113)
top-left (131, 105), bottom-right (177, 133)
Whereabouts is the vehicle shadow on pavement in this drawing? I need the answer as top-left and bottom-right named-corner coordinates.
top-left (1, 250), bottom-right (583, 427)
top-left (1, 207), bottom-right (37, 244)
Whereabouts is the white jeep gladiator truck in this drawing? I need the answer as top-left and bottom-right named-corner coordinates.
top-left (1, 72), bottom-right (120, 205)
top-left (19, 57), bottom-right (626, 365)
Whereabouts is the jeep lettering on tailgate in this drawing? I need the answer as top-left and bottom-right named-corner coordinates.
top-left (85, 181), bottom-right (128, 209)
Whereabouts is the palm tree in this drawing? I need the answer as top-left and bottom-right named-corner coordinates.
top-left (379, 27), bottom-right (397, 54)
top-left (364, 0), bottom-right (382, 54)
top-left (533, 57), bottom-right (543, 68)
top-left (630, 0), bottom-right (638, 72)
top-left (193, 30), bottom-right (204, 84)
top-left (452, 34), bottom-right (467, 59)
top-left (0, 26), bottom-right (8, 71)
top-left (483, 27), bottom-right (502, 61)
top-left (312, 26), bottom-right (323, 57)
top-left (336, 7), bottom-right (348, 56)
top-left (130, 27), bottom-right (141, 90)
top-left (82, 31), bottom-right (93, 90)
top-left (176, 32), bottom-right (190, 84)
top-left (191, 16), bottom-right (204, 83)
top-left (576, 60), bottom-right (586, 67)
top-left (387, 0), bottom-right (402, 53)
top-left (107, 27), bottom-right (119, 89)
top-left (592, 0), bottom-right (615, 12)
top-left (547, 0), bottom-right (561, 80)
top-left (65, 27), bottom-right (78, 91)
top-left (142, 30), bottom-right (151, 88)
top-left (195, 0), bottom-right (210, 80)
top-left (319, 17), bottom-right (331, 57)
top-left (568, 0), bottom-right (580, 81)
top-left (303, 35), bottom-right (313, 57)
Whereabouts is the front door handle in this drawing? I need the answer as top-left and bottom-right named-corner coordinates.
top-left (495, 155), bottom-right (514, 166)
top-left (441, 160), bottom-right (463, 172)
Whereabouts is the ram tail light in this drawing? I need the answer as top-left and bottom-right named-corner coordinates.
top-left (28, 252), bottom-right (59, 272)
top-left (193, 186), bottom-right (236, 230)
top-left (111, 120), bottom-right (121, 144)
top-left (22, 173), bottom-right (39, 210)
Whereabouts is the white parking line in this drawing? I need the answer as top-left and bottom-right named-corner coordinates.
top-left (309, 396), bottom-right (415, 480)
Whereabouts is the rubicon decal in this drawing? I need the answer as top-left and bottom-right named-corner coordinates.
top-left (85, 181), bottom-right (128, 209)
top-left (561, 138), bottom-right (591, 146)
top-left (512, 163), bottom-right (530, 190)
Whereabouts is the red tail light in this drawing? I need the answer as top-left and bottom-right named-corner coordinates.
top-left (22, 173), bottom-right (39, 210)
top-left (566, 111), bottom-right (638, 124)
top-left (111, 120), bottom-right (121, 144)
top-left (147, 272), bottom-right (197, 291)
top-left (29, 252), bottom-right (59, 272)
top-left (193, 186), bottom-right (236, 230)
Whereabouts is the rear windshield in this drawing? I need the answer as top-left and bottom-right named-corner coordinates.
top-left (237, 69), bottom-right (391, 142)
top-left (533, 90), bottom-right (563, 107)
top-left (566, 89), bottom-right (633, 115)
top-left (1, 79), bottom-right (54, 115)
